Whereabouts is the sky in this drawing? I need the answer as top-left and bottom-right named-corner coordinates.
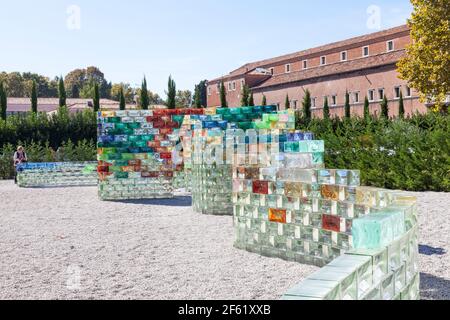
top-left (0, 0), bottom-right (413, 97)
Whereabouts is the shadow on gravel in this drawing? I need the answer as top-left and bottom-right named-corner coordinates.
top-left (111, 196), bottom-right (192, 207)
top-left (420, 273), bottom-right (450, 300)
top-left (419, 245), bottom-right (447, 256)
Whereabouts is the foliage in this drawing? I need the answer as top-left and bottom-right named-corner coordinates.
top-left (166, 76), bottom-right (176, 109)
top-left (381, 95), bottom-right (389, 119)
top-left (285, 94), bottom-right (290, 109)
top-left (220, 81), bottom-right (227, 108)
top-left (397, 0), bottom-right (450, 111)
top-left (364, 96), bottom-right (370, 120)
top-left (262, 95), bottom-right (267, 106)
top-left (111, 83), bottom-right (134, 103)
top-left (399, 91), bottom-right (405, 119)
top-left (241, 85), bottom-right (250, 106)
top-left (0, 71), bottom-right (58, 98)
top-left (119, 87), bottom-right (126, 110)
top-left (65, 66), bottom-right (112, 99)
top-left (176, 90), bottom-right (193, 108)
top-left (296, 112), bottom-right (450, 192)
top-left (0, 82), bottom-right (6, 120)
top-left (58, 77), bottom-right (66, 108)
top-left (323, 96), bottom-right (330, 119)
top-left (31, 80), bottom-right (37, 113)
top-left (302, 89), bottom-right (312, 122)
top-left (344, 90), bottom-right (351, 118)
top-left (248, 92), bottom-right (255, 106)
top-left (194, 80), bottom-right (208, 108)
top-left (140, 77), bottom-right (149, 110)
top-left (93, 83), bottom-right (100, 112)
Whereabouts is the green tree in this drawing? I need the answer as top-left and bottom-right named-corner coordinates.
top-left (58, 77), bottom-right (66, 108)
top-left (364, 96), bottom-right (370, 120)
top-left (119, 87), bottom-right (126, 110)
top-left (166, 76), bottom-right (176, 109)
top-left (176, 90), bottom-right (193, 108)
top-left (380, 95), bottom-right (389, 119)
top-left (397, 0), bottom-right (450, 111)
top-left (323, 96), bottom-right (330, 119)
top-left (302, 90), bottom-right (312, 121)
top-left (248, 92), bottom-right (255, 106)
top-left (0, 82), bottom-right (7, 120)
top-left (399, 91), bottom-right (405, 118)
top-left (344, 90), bottom-right (351, 119)
top-left (93, 82), bottom-right (100, 112)
top-left (111, 83), bottom-right (134, 103)
top-left (140, 77), bottom-right (149, 110)
top-left (262, 94), bottom-right (267, 106)
top-left (194, 84), bottom-right (202, 108)
top-left (241, 85), bottom-right (250, 106)
top-left (285, 94), bottom-right (290, 110)
top-left (220, 81), bottom-right (228, 108)
top-left (31, 80), bottom-right (38, 113)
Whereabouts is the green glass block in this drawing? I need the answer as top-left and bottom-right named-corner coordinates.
top-left (352, 214), bottom-right (395, 249)
top-left (127, 122), bottom-right (141, 129)
top-left (121, 153), bottom-right (135, 161)
top-left (229, 108), bottom-right (242, 115)
top-left (128, 135), bottom-right (141, 142)
top-left (115, 172), bottom-right (129, 179)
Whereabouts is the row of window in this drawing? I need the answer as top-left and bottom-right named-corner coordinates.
top-left (286, 85), bottom-right (412, 109)
top-left (280, 40), bottom-right (395, 74)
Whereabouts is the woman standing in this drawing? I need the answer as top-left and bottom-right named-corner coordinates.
top-left (13, 146), bottom-right (28, 184)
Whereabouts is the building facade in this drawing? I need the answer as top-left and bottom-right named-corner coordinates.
top-left (206, 25), bottom-right (427, 117)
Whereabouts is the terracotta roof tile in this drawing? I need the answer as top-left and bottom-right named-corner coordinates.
top-left (252, 50), bottom-right (405, 90)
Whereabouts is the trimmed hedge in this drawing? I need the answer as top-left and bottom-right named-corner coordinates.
top-left (297, 113), bottom-right (450, 192)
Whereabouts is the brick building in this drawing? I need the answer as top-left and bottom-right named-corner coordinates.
top-left (206, 25), bottom-right (427, 117)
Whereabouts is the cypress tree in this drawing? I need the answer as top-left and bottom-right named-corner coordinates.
top-left (220, 81), bottom-right (228, 108)
top-left (241, 85), bottom-right (249, 106)
top-left (58, 77), bottom-right (66, 108)
top-left (119, 87), bottom-right (126, 110)
top-left (167, 76), bottom-right (176, 109)
top-left (262, 94), bottom-right (267, 106)
top-left (344, 90), bottom-right (351, 119)
top-left (323, 96), bottom-right (330, 120)
top-left (364, 96), bottom-right (370, 120)
top-left (248, 92), bottom-right (255, 106)
top-left (140, 76), bottom-right (149, 110)
top-left (93, 82), bottom-right (100, 112)
top-left (285, 94), bottom-right (290, 110)
top-left (31, 80), bottom-right (38, 113)
top-left (194, 85), bottom-right (202, 108)
top-left (302, 90), bottom-right (312, 122)
top-left (398, 91), bottom-right (405, 118)
top-left (381, 95), bottom-right (389, 119)
top-left (0, 82), bottom-right (6, 120)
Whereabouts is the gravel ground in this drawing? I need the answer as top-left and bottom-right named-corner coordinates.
top-left (0, 180), bottom-right (448, 300)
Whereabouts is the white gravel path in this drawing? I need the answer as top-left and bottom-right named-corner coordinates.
top-left (0, 180), bottom-right (448, 300)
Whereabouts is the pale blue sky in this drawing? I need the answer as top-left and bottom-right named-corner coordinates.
top-left (0, 0), bottom-right (412, 96)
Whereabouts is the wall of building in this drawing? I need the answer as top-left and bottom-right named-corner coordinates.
top-left (252, 65), bottom-right (427, 118)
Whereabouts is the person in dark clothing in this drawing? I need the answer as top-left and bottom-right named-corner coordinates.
top-left (13, 146), bottom-right (28, 184)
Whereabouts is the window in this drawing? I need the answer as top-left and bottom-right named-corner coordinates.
top-left (241, 80), bottom-right (245, 88)
top-left (405, 86), bottom-right (412, 97)
top-left (387, 40), bottom-right (394, 52)
top-left (368, 90), bottom-right (375, 102)
top-left (228, 82), bottom-right (232, 92)
top-left (363, 46), bottom-right (370, 57)
top-left (292, 100), bottom-right (298, 109)
top-left (311, 97), bottom-right (317, 109)
top-left (270, 68), bottom-right (274, 75)
top-left (323, 96), bottom-right (328, 107)
top-left (341, 51), bottom-right (347, 61)
top-left (320, 56), bottom-right (326, 65)
top-left (331, 95), bottom-right (337, 106)
top-left (285, 64), bottom-right (291, 73)
top-left (207, 87), bottom-right (211, 96)
top-left (232, 81), bottom-right (236, 91)
top-left (378, 88), bottom-right (385, 100)
top-left (354, 92), bottom-right (360, 103)
top-left (302, 60), bottom-right (308, 69)
top-left (394, 86), bottom-right (401, 99)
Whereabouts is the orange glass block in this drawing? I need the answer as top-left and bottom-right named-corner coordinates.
top-left (321, 185), bottom-right (339, 201)
top-left (269, 208), bottom-right (287, 224)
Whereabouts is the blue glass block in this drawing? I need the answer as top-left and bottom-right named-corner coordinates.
top-left (304, 132), bottom-right (315, 140)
